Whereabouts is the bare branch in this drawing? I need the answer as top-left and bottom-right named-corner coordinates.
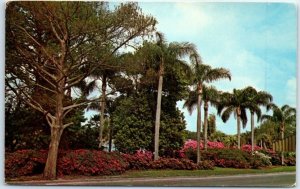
top-left (63, 99), bottom-right (99, 111)
top-left (63, 122), bottom-right (73, 129)
top-left (15, 25), bottom-right (59, 66)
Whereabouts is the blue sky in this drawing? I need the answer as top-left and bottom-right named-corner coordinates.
top-left (137, 2), bottom-right (297, 135)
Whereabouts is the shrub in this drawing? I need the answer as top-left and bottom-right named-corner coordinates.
top-left (250, 151), bottom-right (272, 169)
top-left (151, 158), bottom-right (198, 170)
top-left (197, 160), bottom-right (215, 170)
top-left (57, 150), bottom-right (128, 176)
top-left (203, 149), bottom-right (251, 168)
top-left (241, 144), bottom-right (262, 152)
top-left (259, 150), bottom-right (281, 165)
top-left (183, 148), bottom-right (274, 169)
top-left (5, 149), bottom-right (47, 178)
top-left (284, 152), bottom-right (296, 166)
top-left (182, 140), bottom-right (224, 151)
top-left (122, 150), bottom-right (153, 170)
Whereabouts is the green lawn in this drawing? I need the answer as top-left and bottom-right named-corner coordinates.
top-left (7, 166), bottom-right (295, 182)
top-left (117, 166), bottom-right (296, 178)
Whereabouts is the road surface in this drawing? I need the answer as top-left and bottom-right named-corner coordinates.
top-left (7, 172), bottom-right (296, 187)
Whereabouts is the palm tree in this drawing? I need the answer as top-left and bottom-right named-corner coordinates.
top-left (184, 55), bottom-right (231, 163)
top-left (151, 32), bottom-right (196, 160)
top-left (183, 85), bottom-right (221, 150)
top-left (243, 86), bottom-right (273, 152)
top-left (261, 104), bottom-right (296, 165)
top-left (80, 65), bottom-right (116, 149)
top-left (217, 88), bottom-right (249, 149)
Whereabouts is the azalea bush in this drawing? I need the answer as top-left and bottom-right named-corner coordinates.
top-left (184, 148), bottom-right (275, 169)
top-left (250, 151), bottom-right (272, 168)
top-left (5, 149), bottom-right (48, 178)
top-left (6, 149), bottom-right (129, 178)
top-left (183, 140), bottom-right (224, 151)
top-left (122, 149), bottom-right (153, 170)
top-left (57, 150), bottom-right (129, 176)
top-left (5, 147), bottom-right (295, 178)
top-left (241, 144), bottom-right (262, 152)
top-left (284, 152), bottom-right (296, 166)
top-left (151, 158), bottom-right (197, 170)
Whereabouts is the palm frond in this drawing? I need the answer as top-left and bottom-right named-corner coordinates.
top-left (87, 101), bottom-right (100, 111)
top-left (183, 90), bottom-right (198, 115)
top-left (202, 85), bottom-right (221, 107)
top-left (169, 42), bottom-right (197, 58)
top-left (240, 108), bottom-right (248, 128)
top-left (260, 114), bottom-right (273, 123)
top-left (266, 102), bottom-right (278, 112)
top-left (189, 52), bottom-right (202, 65)
top-left (205, 67), bottom-right (231, 83)
top-left (221, 106), bottom-right (235, 122)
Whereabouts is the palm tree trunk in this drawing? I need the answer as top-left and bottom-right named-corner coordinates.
top-left (281, 123), bottom-right (285, 165)
top-left (203, 101), bottom-right (208, 151)
top-left (99, 75), bottom-right (107, 149)
top-left (237, 108), bottom-right (241, 149)
top-left (196, 83), bottom-right (202, 164)
top-left (251, 112), bottom-right (255, 152)
top-left (154, 63), bottom-right (164, 160)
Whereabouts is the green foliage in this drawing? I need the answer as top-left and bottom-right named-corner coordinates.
top-left (209, 130), bottom-right (227, 142)
top-left (5, 104), bottom-right (50, 151)
top-left (185, 148), bottom-right (274, 169)
top-left (261, 104), bottom-right (296, 140)
top-left (112, 91), bottom-right (186, 154)
top-left (183, 130), bottom-right (197, 140)
top-left (207, 114), bottom-right (216, 137)
top-left (112, 93), bottom-right (153, 153)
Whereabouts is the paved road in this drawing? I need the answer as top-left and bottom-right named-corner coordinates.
top-left (7, 172), bottom-right (296, 187)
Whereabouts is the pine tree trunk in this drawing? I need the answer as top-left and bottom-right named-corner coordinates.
top-left (44, 84), bottom-right (65, 180)
top-left (154, 64), bottom-right (164, 161)
top-left (251, 112), bottom-right (255, 152)
top-left (203, 102), bottom-right (208, 151)
top-left (196, 83), bottom-right (202, 164)
top-left (99, 75), bottom-right (107, 149)
top-left (43, 126), bottom-right (63, 179)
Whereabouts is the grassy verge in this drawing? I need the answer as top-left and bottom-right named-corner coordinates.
top-left (118, 166), bottom-right (296, 178)
top-left (7, 166), bottom-right (295, 181)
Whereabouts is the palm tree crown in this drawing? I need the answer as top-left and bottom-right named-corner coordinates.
top-left (243, 86), bottom-right (273, 152)
top-left (261, 103), bottom-right (296, 165)
top-left (217, 88), bottom-right (249, 149)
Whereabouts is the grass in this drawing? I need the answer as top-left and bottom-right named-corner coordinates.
top-left (117, 166), bottom-right (296, 178)
top-left (7, 166), bottom-right (295, 182)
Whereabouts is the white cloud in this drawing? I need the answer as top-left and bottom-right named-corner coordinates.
top-left (141, 2), bottom-right (297, 134)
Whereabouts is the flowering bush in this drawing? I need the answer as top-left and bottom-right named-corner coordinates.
top-left (182, 140), bottom-right (224, 151)
top-left (57, 150), bottom-right (128, 176)
top-left (151, 158), bottom-right (196, 170)
top-left (5, 149), bottom-right (48, 178)
top-left (6, 149), bottom-right (129, 178)
top-left (241, 144), bottom-right (262, 152)
top-left (122, 150), bottom-right (153, 170)
top-left (259, 150), bottom-right (281, 165)
top-left (250, 151), bottom-right (272, 168)
top-left (183, 148), bottom-right (276, 169)
top-left (197, 160), bottom-right (215, 170)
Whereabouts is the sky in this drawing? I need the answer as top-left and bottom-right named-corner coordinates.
top-left (136, 2), bottom-right (297, 135)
